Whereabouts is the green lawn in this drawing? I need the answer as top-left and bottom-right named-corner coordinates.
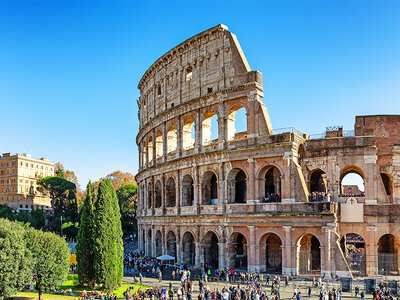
top-left (13, 275), bottom-right (151, 300)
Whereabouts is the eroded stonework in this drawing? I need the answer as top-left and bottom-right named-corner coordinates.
top-left (135, 24), bottom-right (400, 278)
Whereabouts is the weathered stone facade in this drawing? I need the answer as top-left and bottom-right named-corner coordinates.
top-left (135, 25), bottom-right (400, 278)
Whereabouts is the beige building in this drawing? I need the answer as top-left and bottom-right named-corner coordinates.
top-left (0, 153), bottom-right (55, 211)
top-left (136, 25), bottom-right (400, 278)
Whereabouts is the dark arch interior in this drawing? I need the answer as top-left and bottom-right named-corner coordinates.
top-left (298, 234), bottom-right (321, 275)
top-left (265, 167), bottom-right (281, 202)
top-left (155, 231), bottom-right (162, 257)
top-left (310, 169), bottom-right (327, 193)
top-left (340, 233), bottom-right (366, 276)
top-left (182, 175), bottom-right (194, 206)
top-left (147, 184), bottom-right (152, 209)
top-left (235, 170), bottom-right (247, 203)
top-left (166, 178), bottom-right (176, 207)
top-left (232, 233), bottom-right (247, 269)
top-left (182, 232), bottom-right (195, 265)
top-left (380, 173), bottom-right (392, 196)
top-left (155, 181), bottom-right (162, 208)
top-left (265, 233), bottom-right (282, 273)
top-left (203, 172), bottom-right (218, 205)
top-left (203, 232), bottom-right (219, 268)
top-left (378, 234), bottom-right (399, 275)
top-left (166, 231), bottom-right (177, 259)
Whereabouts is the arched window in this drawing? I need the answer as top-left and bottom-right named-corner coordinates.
top-left (340, 167), bottom-right (365, 197)
top-left (297, 234), bottom-right (321, 275)
top-left (155, 131), bottom-right (163, 158)
top-left (228, 233), bottom-right (248, 270)
top-left (182, 175), bottom-right (194, 206)
top-left (203, 231), bottom-right (219, 268)
top-left (378, 234), bottom-right (400, 275)
top-left (340, 233), bottom-right (366, 276)
top-left (202, 112), bottom-right (218, 145)
top-left (155, 180), bottom-right (162, 208)
top-left (202, 171), bottom-right (218, 205)
top-left (166, 177), bottom-right (176, 207)
top-left (227, 168), bottom-right (247, 204)
top-left (155, 231), bottom-right (162, 257)
top-left (142, 142), bottom-right (147, 165)
top-left (182, 232), bottom-right (195, 265)
top-left (167, 125), bottom-right (177, 153)
top-left (148, 136), bottom-right (153, 162)
top-left (262, 166), bottom-right (281, 202)
top-left (183, 119), bottom-right (195, 150)
top-left (147, 182), bottom-right (152, 209)
top-left (227, 105), bottom-right (247, 141)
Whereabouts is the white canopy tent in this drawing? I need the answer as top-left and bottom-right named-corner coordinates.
top-left (156, 254), bottom-right (175, 266)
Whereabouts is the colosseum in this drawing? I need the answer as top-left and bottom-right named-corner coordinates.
top-left (135, 24), bottom-right (400, 278)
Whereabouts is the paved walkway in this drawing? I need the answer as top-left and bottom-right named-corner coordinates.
top-left (123, 277), bottom-right (363, 300)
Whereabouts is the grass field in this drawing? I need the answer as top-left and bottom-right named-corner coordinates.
top-left (12, 275), bottom-right (151, 300)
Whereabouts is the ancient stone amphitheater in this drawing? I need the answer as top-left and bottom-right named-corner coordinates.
top-left (136, 24), bottom-right (400, 278)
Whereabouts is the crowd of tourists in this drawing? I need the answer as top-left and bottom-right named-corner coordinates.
top-left (262, 194), bottom-right (281, 203)
top-left (78, 290), bottom-right (118, 300)
top-left (308, 192), bottom-right (330, 202)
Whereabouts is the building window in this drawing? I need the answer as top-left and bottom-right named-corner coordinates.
top-left (20, 162), bottom-right (23, 166)
top-left (157, 85), bottom-right (162, 96)
top-left (186, 67), bottom-right (193, 81)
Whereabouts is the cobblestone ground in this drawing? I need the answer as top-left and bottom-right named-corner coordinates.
top-left (124, 276), bottom-right (365, 300)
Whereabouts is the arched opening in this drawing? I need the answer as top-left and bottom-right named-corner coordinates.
top-left (142, 142), bottom-right (147, 165)
top-left (203, 231), bottom-right (219, 268)
top-left (202, 171), bottom-right (218, 205)
top-left (182, 174), bottom-right (194, 206)
top-left (298, 144), bottom-right (306, 160)
top-left (166, 177), bottom-right (176, 207)
top-left (142, 229), bottom-right (146, 254)
top-left (155, 131), bottom-right (163, 158)
top-left (182, 232), bottom-right (196, 265)
top-left (264, 166), bottom-right (281, 202)
top-left (147, 182), bottom-right (152, 209)
top-left (154, 180), bottom-right (162, 208)
top-left (340, 168), bottom-right (365, 197)
top-left (166, 231), bottom-right (177, 260)
top-left (380, 173), bottom-right (392, 201)
top-left (262, 233), bottom-right (283, 273)
top-left (378, 234), bottom-right (400, 275)
top-left (340, 233), bottom-right (366, 276)
top-left (309, 169), bottom-right (327, 193)
top-left (229, 233), bottom-right (248, 270)
top-left (155, 230), bottom-right (163, 257)
top-left (147, 229), bottom-right (152, 257)
top-left (167, 125), bottom-right (177, 153)
top-left (227, 105), bottom-right (247, 141)
top-left (148, 137), bottom-right (153, 162)
top-left (227, 168), bottom-right (247, 204)
top-left (202, 112), bottom-right (218, 145)
top-left (183, 118), bottom-right (195, 150)
top-left (297, 234), bottom-right (321, 275)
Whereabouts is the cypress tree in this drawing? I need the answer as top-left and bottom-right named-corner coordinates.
top-left (94, 179), bottom-right (123, 292)
top-left (76, 182), bottom-right (95, 288)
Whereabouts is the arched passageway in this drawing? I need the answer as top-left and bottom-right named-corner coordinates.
top-left (380, 173), bottom-right (392, 202)
top-left (183, 119), bottom-right (195, 150)
top-left (182, 175), bottom-right (194, 206)
top-left (147, 183), bottom-right (152, 209)
top-left (264, 167), bottom-right (281, 202)
top-left (309, 169), bottom-right (327, 193)
top-left (202, 112), bottom-right (218, 145)
top-left (155, 231), bottom-right (163, 257)
top-left (182, 232), bottom-right (195, 265)
top-left (227, 169), bottom-right (247, 204)
top-left (297, 234), bottom-right (321, 275)
top-left (203, 231), bottom-right (219, 268)
top-left (166, 231), bottom-right (177, 260)
top-left (378, 234), bottom-right (400, 275)
top-left (228, 233), bottom-right (248, 270)
top-left (227, 105), bottom-right (247, 141)
top-left (155, 180), bottom-right (162, 208)
top-left (340, 233), bottom-right (366, 276)
top-left (166, 177), bottom-right (176, 207)
top-left (262, 233), bottom-right (282, 273)
top-left (340, 168), bottom-right (365, 197)
top-left (202, 171), bottom-right (218, 205)
top-left (147, 229), bottom-right (152, 257)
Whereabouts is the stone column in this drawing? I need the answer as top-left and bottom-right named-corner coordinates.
top-left (162, 122), bottom-right (167, 162)
top-left (152, 129), bottom-right (156, 165)
top-left (177, 115), bottom-right (182, 158)
top-left (248, 158), bottom-right (256, 203)
top-left (218, 100), bottom-right (226, 150)
top-left (322, 225), bottom-right (333, 278)
top-left (176, 170), bottom-right (181, 214)
top-left (218, 242), bottom-right (226, 270)
top-left (195, 242), bottom-right (201, 267)
top-left (195, 109), bottom-right (201, 154)
top-left (282, 226), bottom-right (293, 275)
top-left (218, 162), bottom-right (225, 211)
top-left (247, 225), bottom-right (257, 272)
top-left (366, 225), bottom-right (378, 275)
top-left (176, 227), bottom-right (181, 265)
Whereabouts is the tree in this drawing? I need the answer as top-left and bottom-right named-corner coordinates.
top-left (94, 179), bottom-right (123, 292)
top-left (15, 211), bottom-right (30, 224)
top-left (25, 228), bottom-right (70, 300)
top-left (0, 205), bottom-right (14, 221)
top-left (76, 182), bottom-right (95, 288)
top-left (0, 219), bottom-right (32, 300)
top-left (93, 171), bottom-right (136, 191)
top-left (30, 207), bottom-right (45, 229)
top-left (55, 162), bottom-right (85, 206)
top-left (37, 176), bottom-right (78, 222)
top-left (116, 184), bottom-right (138, 236)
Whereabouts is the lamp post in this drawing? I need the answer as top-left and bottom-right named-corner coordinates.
top-left (60, 215), bottom-right (63, 237)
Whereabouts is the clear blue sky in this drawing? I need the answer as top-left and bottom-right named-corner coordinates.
top-left (1, 0), bottom-right (399, 188)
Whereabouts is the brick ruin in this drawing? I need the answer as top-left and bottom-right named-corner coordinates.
top-left (135, 24), bottom-right (400, 278)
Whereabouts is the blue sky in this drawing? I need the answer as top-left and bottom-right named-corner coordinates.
top-left (1, 0), bottom-right (399, 188)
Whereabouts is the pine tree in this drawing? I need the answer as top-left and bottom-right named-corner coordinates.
top-left (93, 179), bottom-right (123, 292)
top-left (76, 182), bottom-right (95, 288)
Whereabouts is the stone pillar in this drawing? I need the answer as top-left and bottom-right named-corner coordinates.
top-left (195, 242), bottom-right (201, 267)
top-left (195, 109), bottom-right (201, 154)
top-left (218, 242), bottom-right (226, 270)
top-left (247, 225), bottom-right (257, 272)
top-left (177, 115), bottom-right (182, 158)
top-left (162, 122), bottom-right (167, 162)
top-left (218, 162), bottom-right (225, 211)
top-left (322, 225), bottom-right (333, 278)
top-left (218, 100), bottom-right (226, 150)
top-left (283, 226), bottom-right (294, 275)
top-left (176, 227), bottom-right (181, 265)
top-left (176, 170), bottom-right (181, 214)
top-left (248, 158), bottom-right (256, 203)
top-left (366, 225), bottom-right (378, 275)
top-left (151, 226), bottom-right (155, 258)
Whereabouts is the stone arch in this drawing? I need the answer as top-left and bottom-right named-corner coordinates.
top-left (182, 231), bottom-right (196, 265)
top-left (182, 174), bottom-right (194, 206)
top-left (147, 229), bottom-right (152, 257)
top-left (166, 177), bottom-right (176, 207)
top-left (203, 231), bottom-right (219, 268)
top-left (147, 181), bottom-right (152, 209)
top-left (340, 165), bottom-right (365, 197)
top-left (340, 233), bottom-right (366, 276)
top-left (148, 136), bottom-right (153, 162)
top-left (155, 130), bottom-right (163, 158)
top-left (380, 172), bottom-right (393, 201)
top-left (309, 169), bottom-right (327, 193)
top-left (142, 228), bottom-right (146, 254)
top-left (297, 234), bottom-right (321, 275)
top-left (227, 104), bottom-right (248, 141)
top-left (167, 124), bottom-right (177, 153)
top-left (228, 232), bottom-right (248, 270)
top-left (202, 111), bottom-right (218, 145)
top-left (142, 141), bottom-right (147, 165)
top-left (183, 118), bottom-right (195, 150)
top-left (227, 168), bottom-right (247, 204)
top-left (259, 232), bottom-right (283, 273)
top-left (378, 233), bottom-right (400, 275)
top-left (166, 230), bottom-right (177, 259)
top-left (258, 165), bottom-right (282, 202)
top-left (202, 170), bottom-right (218, 205)
top-left (154, 180), bottom-right (162, 208)
top-left (298, 143), bottom-right (306, 159)
top-left (155, 230), bottom-right (163, 257)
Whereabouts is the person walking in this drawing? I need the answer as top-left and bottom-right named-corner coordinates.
top-left (308, 287), bottom-right (312, 300)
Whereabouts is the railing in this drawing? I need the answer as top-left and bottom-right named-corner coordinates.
top-left (309, 129), bottom-right (355, 139)
top-left (273, 127), bottom-right (304, 136)
top-left (343, 130), bottom-right (355, 137)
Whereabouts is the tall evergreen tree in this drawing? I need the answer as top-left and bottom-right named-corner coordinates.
top-left (93, 179), bottom-right (123, 292)
top-left (76, 182), bottom-right (95, 288)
